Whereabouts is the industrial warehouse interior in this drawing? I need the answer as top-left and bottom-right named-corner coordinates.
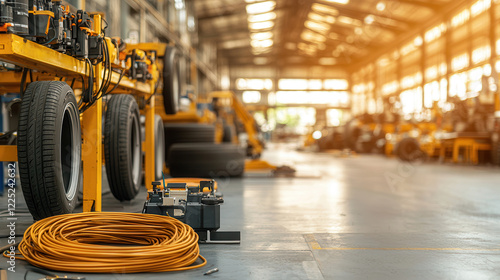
top-left (1, 0), bottom-right (500, 279)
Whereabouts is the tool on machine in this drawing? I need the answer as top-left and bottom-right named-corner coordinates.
top-left (142, 179), bottom-right (241, 243)
top-left (24, 266), bottom-right (85, 280)
top-left (0, 0), bottom-right (156, 107)
top-left (204, 268), bottom-right (219, 275)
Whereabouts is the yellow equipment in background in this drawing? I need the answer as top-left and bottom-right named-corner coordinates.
top-left (209, 91), bottom-right (295, 175)
top-left (209, 91), bottom-right (263, 157)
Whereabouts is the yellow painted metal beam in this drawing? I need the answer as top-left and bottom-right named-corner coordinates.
top-left (81, 14), bottom-right (103, 213)
top-left (0, 145), bottom-right (17, 161)
top-left (81, 98), bottom-right (102, 212)
top-left (0, 34), bottom-right (154, 97)
top-left (126, 43), bottom-right (168, 57)
top-left (244, 159), bottom-right (277, 171)
top-left (0, 34), bottom-right (87, 77)
top-left (144, 96), bottom-right (156, 191)
top-left (108, 71), bottom-right (153, 95)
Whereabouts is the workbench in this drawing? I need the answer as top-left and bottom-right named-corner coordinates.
top-left (439, 132), bottom-right (491, 164)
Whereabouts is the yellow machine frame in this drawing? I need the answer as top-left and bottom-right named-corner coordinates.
top-left (209, 91), bottom-right (263, 157)
top-left (0, 16), bottom-right (160, 212)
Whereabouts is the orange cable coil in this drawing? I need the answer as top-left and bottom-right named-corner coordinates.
top-left (15, 212), bottom-right (206, 273)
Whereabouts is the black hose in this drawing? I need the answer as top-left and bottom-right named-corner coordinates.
top-left (19, 67), bottom-right (28, 97)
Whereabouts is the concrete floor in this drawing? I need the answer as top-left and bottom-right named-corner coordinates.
top-left (2, 143), bottom-right (500, 279)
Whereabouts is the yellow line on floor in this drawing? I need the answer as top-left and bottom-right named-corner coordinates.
top-left (315, 247), bottom-right (500, 251)
top-left (304, 234), bottom-right (322, 250)
top-left (304, 234), bottom-right (500, 251)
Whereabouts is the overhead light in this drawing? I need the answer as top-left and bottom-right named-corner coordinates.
top-left (312, 131), bottom-right (322, 140)
top-left (285, 42), bottom-right (296, 50)
top-left (253, 57), bottom-right (268, 65)
top-left (354, 27), bottom-right (363, 35)
top-left (304, 20), bottom-right (330, 33)
top-left (246, 1), bottom-right (276, 14)
top-left (311, 3), bottom-right (339, 15)
top-left (219, 39), bottom-right (251, 49)
top-left (248, 21), bottom-right (275, 30)
top-left (376, 2), bottom-right (386, 11)
top-left (329, 33), bottom-right (339, 39)
top-left (297, 42), bottom-right (318, 52)
top-left (251, 39), bottom-right (274, 48)
top-left (308, 12), bottom-right (336, 24)
top-left (301, 30), bottom-right (326, 43)
top-left (287, 56), bottom-right (305, 63)
top-left (252, 48), bottom-right (272, 55)
top-left (297, 43), bottom-right (317, 56)
top-left (322, 0), bottom-right (349, 4)
top-left (414, 36), bottom-right (423, 46)
top-left (248, 12), bottom-right (276, 22)
top-left (250, 31), bottom-right (273, 40)
top-left (337, 16), bottom-right (361, 26)
top-left (364, 15), bottom-right (375, 25)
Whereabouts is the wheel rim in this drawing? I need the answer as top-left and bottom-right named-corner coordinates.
top-left (130, 114), bottom-right (141, 190)
top-left (155, 119), bottom-right (165, 179)
top-left (172, 60), bottom-right (179, 112)
top-left (60, 102), bottom-right (81, 201)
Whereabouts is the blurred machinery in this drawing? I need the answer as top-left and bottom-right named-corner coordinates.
top-left (209, 91), bottom-right (295, 176)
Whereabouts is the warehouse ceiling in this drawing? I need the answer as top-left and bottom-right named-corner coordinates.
top-left (194, 0), bottom-right (455, 67)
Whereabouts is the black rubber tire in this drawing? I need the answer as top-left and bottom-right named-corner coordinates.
top-left (154, 115), bottom-right (165, 180)
top-left (18, 81), bottom-right (81, 220)
top-left (104, 94), bottom-right (142, 201)
top-left (222, 124), bottom-right (233, 143)
top-left (491, 141), bottom-right (500, 166)
top-left (164, 123), bottom-right (215, 161)
top-left (168, 143), bottom-right (245, 178)
top-left (162, 46), bottom-right (181, 114)
top-left (396, 137), bottom-right (424, 162)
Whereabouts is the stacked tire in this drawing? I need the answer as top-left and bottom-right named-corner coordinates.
top-left (18, 81), bottom-right (82, 219)
top-left (395, 137), bottom-right (426, 162)
top-left (104, 94), bottom-right (142, 201)
top-left (164, 123), bottom-right (245, 178)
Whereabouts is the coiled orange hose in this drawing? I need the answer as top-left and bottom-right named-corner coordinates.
top-left (16, 212), bottom-right (206, 273)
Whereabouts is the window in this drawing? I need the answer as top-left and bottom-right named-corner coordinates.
top-left (275, 91), bottom-right (349, 106)
top-left (327, 109), bottom-right (342, 126)
top-left (472, 45), bottom-right (491, 64)
top-left (451, 53), bottom-right (469, 71)
top-left (242, 91), bottom-right (262, 103)
top-left (425, 23), bottom-right (447, 43)
top-left (236, 78), bottom-right (273, 90)
top-left (451, 9), bottom-right (470, 28)
top-left (323, 79), bottom-right (349, 90)
top-left (471, 0), bottom-right (491, 17)
top-left (400, 87), bottom-right (423, 115)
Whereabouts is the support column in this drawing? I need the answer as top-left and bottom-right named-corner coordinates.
top-left (144, 96), bottom-right (156, 190)
top-left (82, 14), bottom-right (102, 212)
top-left (81, 98), bottom-right (102, 212)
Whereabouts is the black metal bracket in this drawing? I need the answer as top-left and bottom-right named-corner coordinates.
top-left (197, 230), bottom-right (240, 244)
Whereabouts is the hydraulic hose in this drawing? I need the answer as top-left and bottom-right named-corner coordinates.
top-left (13, 212), bottom-right (206, 273)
